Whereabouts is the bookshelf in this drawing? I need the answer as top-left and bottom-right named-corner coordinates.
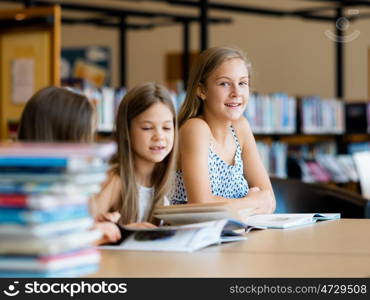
top-left (0, 5), bottom-right (61, 141)
top-left (247, 93), bottom-right (370, 196)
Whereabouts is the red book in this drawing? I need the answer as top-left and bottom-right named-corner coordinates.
top-left (0, 194), bottom-right (26, 207)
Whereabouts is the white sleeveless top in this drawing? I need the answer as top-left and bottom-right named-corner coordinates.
top-left (138, 185), bottom-right (155, 222)
top-left (138, 185), bottom-right (169, 222)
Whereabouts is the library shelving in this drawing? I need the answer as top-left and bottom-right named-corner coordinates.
top-left (0, 5), bottom-right (61, 141)
top-left (248, 93), bottom-right (370, 195)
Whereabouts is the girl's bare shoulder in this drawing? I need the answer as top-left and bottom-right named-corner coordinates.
top-left (179, 118), bottom-right (211, 150)
top-left (232, 116), bottom-right (252, 146)
top-left (180, 117), bottom-right (211, 136)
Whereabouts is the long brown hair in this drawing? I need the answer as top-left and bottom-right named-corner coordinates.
top-left (18, 86), bottom-right (95, 142)
top-left (114, 82), bottom-right (178, 225)
top-left (178, 46), bottom-right (252, 127)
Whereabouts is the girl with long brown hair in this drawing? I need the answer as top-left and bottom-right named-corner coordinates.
top-left (18, 86), bottom-right (95, 142)
top-left (91, 82), bottom-right (178, 244)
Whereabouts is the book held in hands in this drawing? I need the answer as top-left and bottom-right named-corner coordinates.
top-left (101, 219), bottom-right (248, 253)
top-left (154, 201), bottom-right (254, 225)
top-left (153, 202), bottom-right (340, 229)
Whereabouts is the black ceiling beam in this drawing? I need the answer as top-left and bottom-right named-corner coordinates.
top-left (4, 0), bottom-right (231, 24)
top-left (294, 6), bottom-right (342, 15)
top-left (347, 12), bottom-right (370, 21)
top-left (153, 0), bottom-right (287, 17)
top-left (62, 17), bottom-right (175, 30)
top-left (306, 0), bottom-right (370, 5)
top-left (152, 0), bottom-right (370, 22)
top-left (0, 16), bottom-right (54, 27)
top-left (297, 14), bottom-right (335, 21)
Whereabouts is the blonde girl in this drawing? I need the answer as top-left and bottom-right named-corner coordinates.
top-left (171, 47), bottom-right (275, 214)
top-left (91, 82), bottom-right (178, 244)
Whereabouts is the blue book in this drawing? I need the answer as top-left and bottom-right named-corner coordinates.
top-left (0, 248), bottom-right (100, 273)
top-left (0, 157), bottom-right (107, 174)
top-left (0, 205), bottom-right (89, 224)
top-left (0, 157), bottom-right (68, 167)
top-left (0, 172), bottom-right (107, 184)
top-left (0, 264), bottom-right (98, 278)
top-left (0, 182), bottom-right (101, 195)
top-left (0, 229), bottom-right (102, 255)
top-left (347, 142), bottom-right (370, 154)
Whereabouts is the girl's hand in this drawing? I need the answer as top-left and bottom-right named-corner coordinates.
top-left (124, 222), bottom-right (157, 229)
top-left (245, 187), bottom-right (274, 214)
top-left (95, 211), bottom-right (121, 223)
top-left (94, 221), bottom-right (122, 245)
top-left (248, 187), bottom-right (261, 193)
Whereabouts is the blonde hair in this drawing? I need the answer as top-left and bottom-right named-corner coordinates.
top-left (178, 46), bottom-right (252, 127)
top-left (114, 82), bottom-right (178, 225)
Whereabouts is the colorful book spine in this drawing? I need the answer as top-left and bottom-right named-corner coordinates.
top-left (0, 194), bottom-right (89, 209)
top-left (0, 142), bottom-right (111, 278)
top-left (0, 142), bottom-right (116, 159)
top-left (0, 157), bottom-right (106, 174)
top-left (0, 182), bottom-right (101, 195)
top-left (0, 205), bottom-right (89, 224)
top-left (245, 93), bottom-right (297, 134)
top-left (0, 248), bottom-right (100, 271)
top-left (301, 97), bottom-right (344, 134)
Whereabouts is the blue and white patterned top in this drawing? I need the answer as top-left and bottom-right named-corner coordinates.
top-left (171, 126), bottom-right (249, 204)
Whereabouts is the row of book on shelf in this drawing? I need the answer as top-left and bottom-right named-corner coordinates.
top-left (0, 142), bottom-right (116, 277)
top-left (246, 94), bottom-right (369, 134)
top-left (67, 84), bottom-right (370, 135)
top-left (256, 140), bottom-right (370, 184)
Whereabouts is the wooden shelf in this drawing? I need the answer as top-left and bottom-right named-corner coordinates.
top-left (255, 134), bottom-right (339, 144)
top-left (342, 133), bottom-right (370, 143)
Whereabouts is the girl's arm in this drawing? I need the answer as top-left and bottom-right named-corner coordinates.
top-left (233, 116), bottom-right (276, 213)
top-left (180, 118), bottom-right (214, 203)
top-left (90, 172), bottom-right (157, 245)
top-left (89, 171), bottom-right (121, 218)
top-left (90, 172), bottom-right (123, 245)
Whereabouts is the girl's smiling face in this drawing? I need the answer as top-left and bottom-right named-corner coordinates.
top-left (130, 102), bottom-right (174, 166)
top-left (198, 58), bottom-right (249, 121)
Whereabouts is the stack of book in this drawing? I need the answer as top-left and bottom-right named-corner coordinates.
top-left (0, 142), bottom-right (116, 277)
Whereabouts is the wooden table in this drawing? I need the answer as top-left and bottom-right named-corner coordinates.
top-left (92, 219), bottom-right (370, 277)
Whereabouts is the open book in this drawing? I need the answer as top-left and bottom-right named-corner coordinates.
top-left (154, 202), bottom-right (254, 225)
top-left (100, 219), bottom-right (248, 252)
top-left (154, 203), bottom-right (340, 229)
top-left (244, 213), bottom-right (340, 229)
top-left (353, 151), bottom-right (370, 199)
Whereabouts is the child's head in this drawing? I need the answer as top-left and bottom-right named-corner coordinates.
top-left (178, 46), bottom-right (252, 126)
top-left (18, 86), bottom-right (95, 142)
top-left (115, 82), bottom-right (178, 224)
